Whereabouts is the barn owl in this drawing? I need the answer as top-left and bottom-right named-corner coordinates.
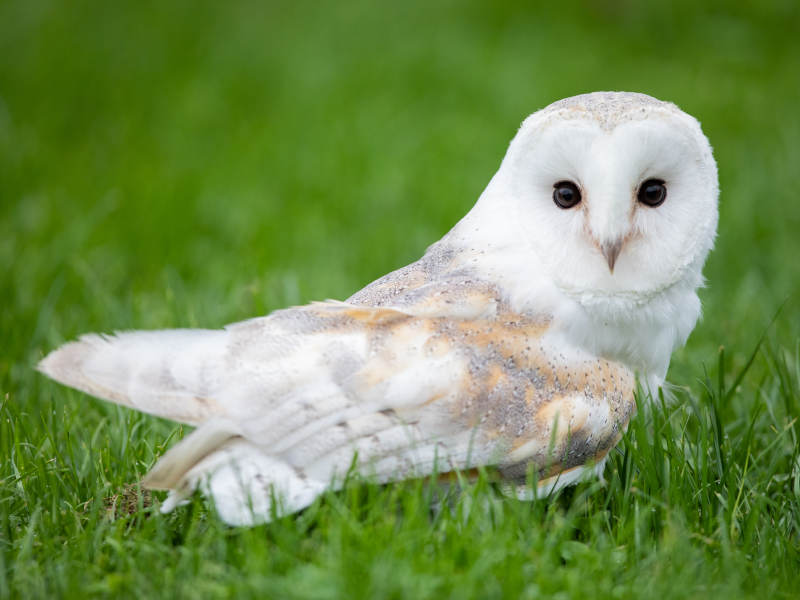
top-left (39, 92), bottom-right (719, 526)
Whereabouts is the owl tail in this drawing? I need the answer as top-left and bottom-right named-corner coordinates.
top-left (38, 330), bottom-right (327, 525)
top-left (37, 330), bottom-right (231, 425)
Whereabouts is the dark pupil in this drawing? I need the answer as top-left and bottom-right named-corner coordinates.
top-left (645, 185), bottom-right (661, 200)
top-left (559, 187), bottom-right (574, 202)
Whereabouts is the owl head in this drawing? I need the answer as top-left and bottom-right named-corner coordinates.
top-left (496, 92), bottom-right (719, 312)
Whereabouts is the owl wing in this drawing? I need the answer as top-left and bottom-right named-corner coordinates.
top-left (38, 280), bottom-right (635, 525)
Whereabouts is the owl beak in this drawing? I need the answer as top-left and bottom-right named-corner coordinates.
top-left (601, 239), bottom-right (624, 274)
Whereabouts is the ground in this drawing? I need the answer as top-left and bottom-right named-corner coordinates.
top-left (1, 0), bottom-right (800, 598)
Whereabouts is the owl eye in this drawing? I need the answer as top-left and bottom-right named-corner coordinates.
top-left (553, 181), bottom-right (582, 209)
top-left (638, 179), bottom-right (667, 207)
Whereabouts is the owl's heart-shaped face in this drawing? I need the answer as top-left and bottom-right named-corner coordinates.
top-left (505, 100), bottom-right (719, 307)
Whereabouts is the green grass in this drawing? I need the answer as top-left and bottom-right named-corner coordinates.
top-left (2, 0), bottom-right (800, 597)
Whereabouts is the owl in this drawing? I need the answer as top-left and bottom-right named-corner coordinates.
top-left (39, 92), bottom-right (719, 526)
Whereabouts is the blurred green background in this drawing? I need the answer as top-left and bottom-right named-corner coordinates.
top-left (1, 0), bottom-right (800, 596)
top-left (2, 0), bottom-right (799, 377)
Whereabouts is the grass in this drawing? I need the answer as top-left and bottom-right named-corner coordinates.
top-left (1, 0), bottom-right (800, 597)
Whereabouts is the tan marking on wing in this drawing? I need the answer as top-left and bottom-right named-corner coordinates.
top-left (337, 306), bottom-right (410, 325)
top-left (305, 302), bottom-right (410, 325)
